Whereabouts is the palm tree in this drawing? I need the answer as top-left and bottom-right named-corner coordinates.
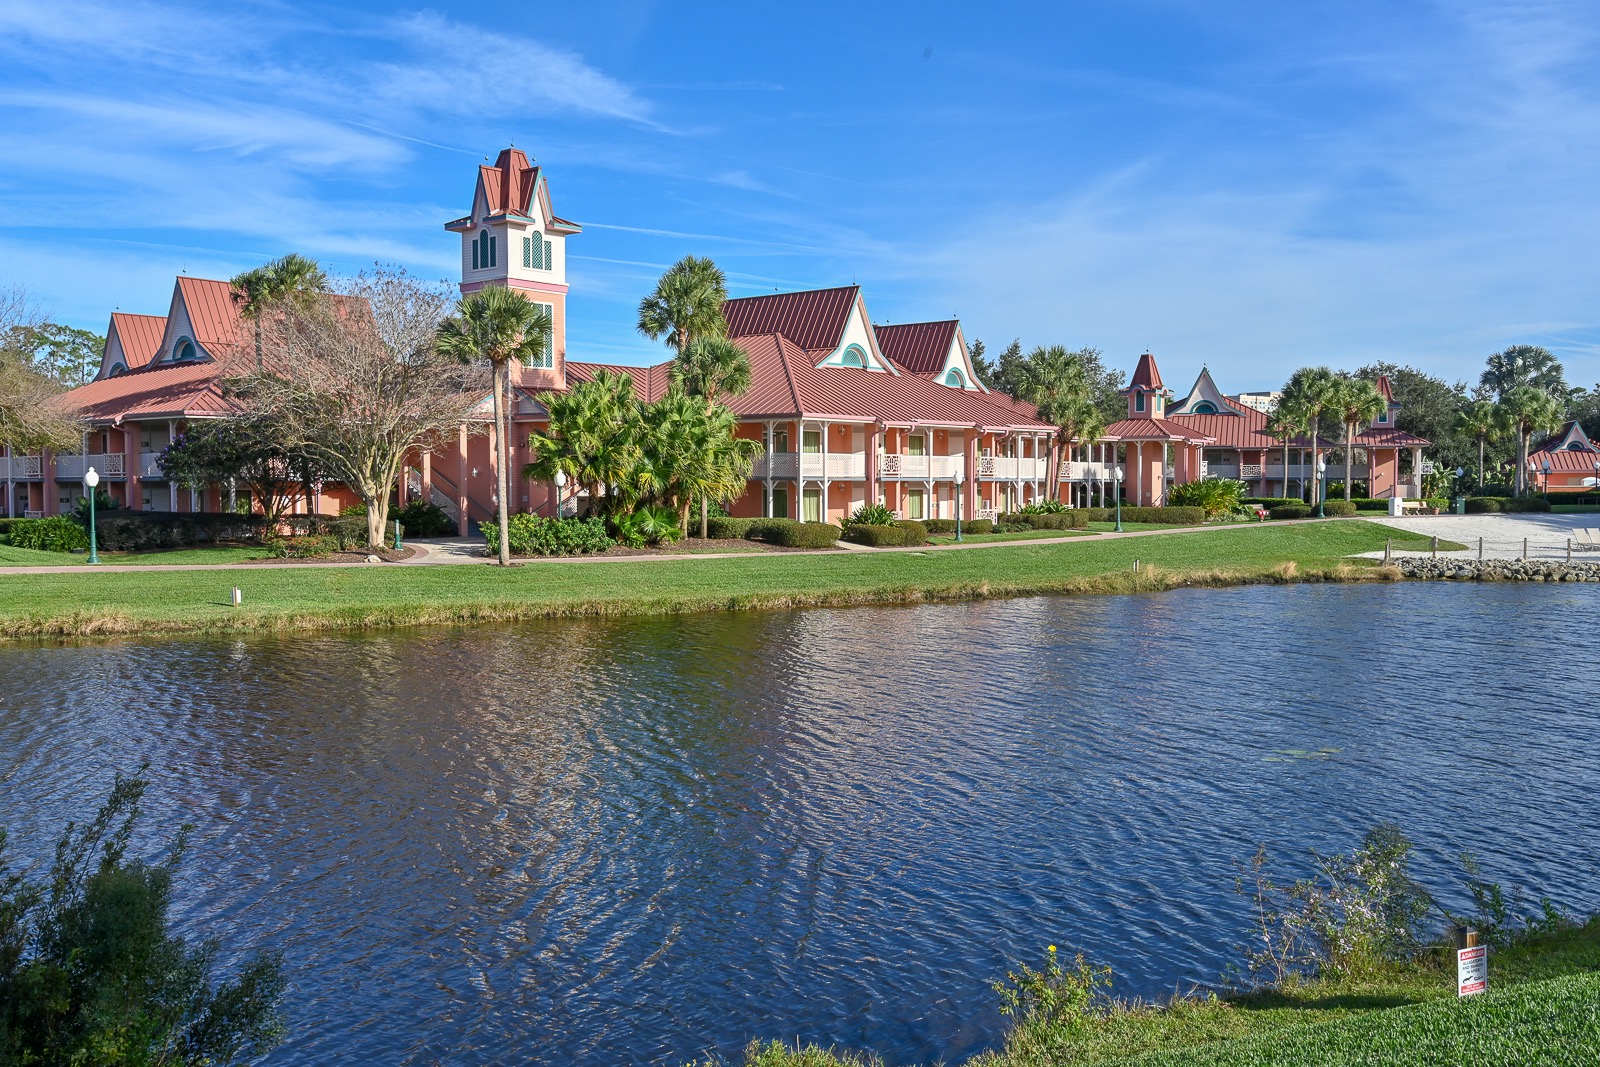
top-left (525, 370), bottom-right (641, 518)
top-left (436, 287), bottom-right (554, 565)
top-left (1455, 399), bottom-right (1499, 488)
top-left (670, 335), bottom-right (753, 535)
top-left (637, 256), bottom-right (728, 354)
top-left (638, 392), bottom-right (760, 529)
top-left (1497, 385), bottom-right (1563, 495)
top-left (1279, 367), bottom-right (1338, 507)
top-left (232, 254), bottom-right (328, 370)
top-left (1480, 345), bottom-right (1567, 402)
top-left (1329, 377), bottom-right (1388, 500)
top-left (1013, 345), bottom-right (1097, 503)
top-left (1266, 404), bottom-right (1306, 500)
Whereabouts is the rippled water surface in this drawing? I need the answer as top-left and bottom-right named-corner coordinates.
top-left (3, 583), bottom-right (1598, 1065)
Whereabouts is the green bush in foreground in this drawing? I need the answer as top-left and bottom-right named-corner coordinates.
top-left (767, 522), bottom-right (842, 548)
top-left (4, 516), bottom-right (89, 553)
top-left (1505, 497), bottom-right (1552, 513)
top-left (1269, 504), bottom-right (1313, 520)
top-left (1466, 496), bottom-right (1505, 513)
top-left (1017, 500), bottom-right (1071, 514)
top-left (0, 772), bottom-right (287, 1065)
top-left (843, 524), bottom-right (905, 547)
top-left (1168, 478), bottom-right (1248, 518)
top-left (707, 517), bottom-right (758, 539)
top-left (744, 518), bottom-right (798, 542)
top-left (1320, 500), bottom-right (1357, 518)
top-left (395, 499), bottom-right (455, 538)
top-left (482, 515), bottom-right (614, 557)
top-left (845, 503), bottom-right (895, 528)
top-left (897, 519), bottom-right (929, 545)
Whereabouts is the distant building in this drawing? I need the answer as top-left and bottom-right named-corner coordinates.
top-left (1232, 390), bottom-right (1280, 414)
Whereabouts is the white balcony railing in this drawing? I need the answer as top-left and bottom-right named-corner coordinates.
top-left (877, 454), bottom-right (964, 480)
top-left (983, 457), bottom-right (1049, 481)
top-left (53, 453), bottom-right (127, 480)
top-left (751, 451), bottom-right (976, 482)
top-left (4, 455), bottom-right (44, 479)
top-left (1265, 464), bottom-right (1370, 481)
top-left (1240, 463), bottom-right (1263, 479)
top-left (23, 509), bottom-right (42, 518)
top-left (139, 452), bottom-right (165, 479)
top-left (1061, 461), bottom-right (1114, 482)
top-left (751, 453), bottom-right (800, 480)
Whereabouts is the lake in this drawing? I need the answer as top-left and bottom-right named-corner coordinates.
top-left (2, 583), bottom-right (1597, 1065)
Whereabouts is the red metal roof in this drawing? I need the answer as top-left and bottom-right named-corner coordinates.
top-left (560, 336), bottom-right (1053, 432)
top-left (874, 320), bottom-right (959, 375)
top-left (1128, 353), bottom-right (1164, 391)
top-left (1167, 399), bottom-right (1278, 449)
top-left (1375, 374), bottom-right (1396, 403)
top-left (107, 313), bottom-right (166, 371)
top-left (1102, 417), bottom-right (1212, 443)
top-left (175, 276), bottom-right (248, 357)
top-left (62, 360), bottom-right (233, 423)
top-left (724, 286), bottom-right (859, 353)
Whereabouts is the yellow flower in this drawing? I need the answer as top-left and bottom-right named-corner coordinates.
top-left (1048, 945), bottom-right (1057, 953)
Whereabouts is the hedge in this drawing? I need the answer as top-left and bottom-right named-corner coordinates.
top-left (1243, 497), bottom-right (1303, 508)
top-left (744, 518), bottom-right (797, 542)
top-left (1505, 496), bottom-right (1552, 513)
top-left (706, 516), bottom-right (758, 539)
top-left (395, 500), bottom-right (454, 538)
top-left (1085, 505), bottom-right (1207, 525)
top-left (766, 521), bottom-right (841, 548)
top-left (1466, 496), bottom-right (1504, 513)
top-left (1320, 500), bottom-right (1357, 517)
top-left (1000, 511), bottom-right (1089, 530)
top-left (1269, 504), bottom-right (1313, 520)
top-left (5, 517), bottom-right (90, 553)
top-left (843, 523), bottom-right (904, 547)
top-left (481, 515), bottom-right (613, 556)
top-left (897, 518), bottom-right (928, 545)
top-left (88, 512), bottom-right (277, 551)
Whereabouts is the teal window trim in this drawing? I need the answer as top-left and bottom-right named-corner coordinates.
top-left (840, 344), bottom-right (867, 368)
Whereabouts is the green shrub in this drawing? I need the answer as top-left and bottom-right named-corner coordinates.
top-left (1349, 497), bottom-right (1389, 511)
top-left (923, 518), bottom-right (956, 533)
top-left (264, 533), bottom-right (343, 558)
top-left (1269, 503), bottom-right (1314, 520)
top-left (999, 511), bottom-right (1087, 530)
top-left (5, 516), bottom-right (89, 553)
top-left (745, 517), bottom-right (798, 542)
top-left (1425, 497), bottom-right (1450, 511)
top-left (482, 514), bottom-right (614, 556)
top-left (845, 503), bottom-right (895, 528)
top-left (1243, 497), bottom-right (1304, 508)
top-left (1321, 500), bottom-right (1357, 517)
top-left (1465, 496), bottom-right (1505, 513)
top-left (706, 516), bottom-right (758, 539)
top-left (1168, 477), bottom-right (1248, 518)
top-left (965, 519), bottom-right (995, 535)
top-left (767, 521), bottom-right (841, 548)
top-left (1506, 496), bottom-right (1552, 513)
top-left (395, 500), bottom-right (453, 538)
top-left (897, 518), bottom-right (928, 545)
top-left (1017, 499), bottom-right (1070, 514)
top-left (611, 506), bottom-right (682, 547)
top-left (1473, 484), bottom-right (1514, 497)
top-left (843, 523), bottom-right (904, 547)
top-left (338, 503), bottom-right (367, 517)
top-left (1112, 506), bottom-right (1207, 524)
top-left (1082, 507), bottom-right (1113, 522)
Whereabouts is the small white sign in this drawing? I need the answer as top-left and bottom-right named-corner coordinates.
top-left (1458, 945), bottom-right (1488, 997)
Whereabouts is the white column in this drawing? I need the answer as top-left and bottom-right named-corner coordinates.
top-left (764, 421), bottom-right (774, 517)
top-left (820, 420), bottom-right (829, 523)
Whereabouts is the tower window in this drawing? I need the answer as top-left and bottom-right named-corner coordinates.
top-left (474, 229), bottom-right (494, 269)
top-left (1135, 392), bottom-right (1146, 412)
top-left (522, 302), bottom-right (556, 369)
top-left (523, 232), bottom-right (548, 270)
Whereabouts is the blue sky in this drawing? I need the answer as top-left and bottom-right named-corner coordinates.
top-left (2, 0), bottom-right (1599, 390)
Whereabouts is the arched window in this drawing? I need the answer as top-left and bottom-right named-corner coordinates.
top-left (944, 368), bottom-right (965, 388)
top-left (1569, 442), bottom-right (1590, 451)
top-left (524, 232), bottom-right (547, 270)
top-left (840, 345), bottom-right (866, 368)
top-left (109, 362), bottom-right (126, 376)
top-left (1191, 401), bottom-right (1217, 414)
top-left (174, 339), bottom-right (196, 362)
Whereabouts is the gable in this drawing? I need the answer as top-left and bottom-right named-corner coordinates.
top-left (814, 296), bottom-right (893, 372)
top-left (1170, 367), bottom-right (1239, 416)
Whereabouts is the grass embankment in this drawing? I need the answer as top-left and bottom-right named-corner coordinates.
top-left (0, 544), bottom-right (274, 567)
top-left (736, 920), bottom-right (1600, 1067)
top-left (0, 520), bottom-right (1444, 639)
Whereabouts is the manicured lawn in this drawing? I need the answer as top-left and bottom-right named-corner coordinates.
top-left (0, 545), bottom-right (274, 567)
top-left (1087, 521), bottom-right (1204, 533)
top-left (928, 529), bottom-right (1093, 545)
top-left (1551, 504), bottom-right (1600, 513)
top-left (0, 520), bottom-right (1444, 638)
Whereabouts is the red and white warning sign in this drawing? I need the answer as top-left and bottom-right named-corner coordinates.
top-left (1457, 944), bottom-right (1488, 997)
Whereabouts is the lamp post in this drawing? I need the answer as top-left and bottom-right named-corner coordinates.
top-left (1316, 457), bottom-right (1327, 518)
top-left (955, 469), bottom-right (965, 542)
top-left (553, 468), bottom-right (567, 517)
top-left (1542, 460), bottom-right (1552, 496)
top-left (83, 466), bottom-right (100, 564)
top-left (1592, 459), bottom-right (1599, 491)
top-left (1113, 465), bottom-right (1125, 532)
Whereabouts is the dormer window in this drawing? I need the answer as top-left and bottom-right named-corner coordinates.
top-left (109, 362), bottom-right (127, 377)
top-left (840, 345), bottom-right (867, 368)
top-left (173, 339), bottom-right (197, 363)
top-left (1191, 401), bottom-right (1217, 414)
top-left (944, 368), bottom-right (965, 388)
top-left (1136, 392), bottom-right (1146, 412)
top-left (472, 229), bottom-right (496, 270)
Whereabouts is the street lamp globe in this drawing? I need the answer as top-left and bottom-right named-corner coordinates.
top-left (84, 467), bottom-right (99, 489)
top-left (83, 466), bottom-right (100, 564)
top-left (1114, 466), bottom-right (1124, 481)
top-left (553, 469), bottom-right (567, 488)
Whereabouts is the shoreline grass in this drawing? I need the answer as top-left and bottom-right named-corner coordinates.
top-left (0, 521), bottom-right (1456, 640)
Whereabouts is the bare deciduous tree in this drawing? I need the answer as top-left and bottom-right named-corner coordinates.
top-left (0, 283), bottom-right (84, 453)
top-left (235, 268), bottom-right (487, 548)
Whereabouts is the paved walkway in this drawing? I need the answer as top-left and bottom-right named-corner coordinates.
top-left (1351, 513), bottom-right (1600, 562)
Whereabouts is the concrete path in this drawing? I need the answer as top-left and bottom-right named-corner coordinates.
top-left (1351, 513), bottom-right (1600, 562)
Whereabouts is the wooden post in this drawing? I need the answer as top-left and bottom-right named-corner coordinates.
top-left (1478, 536), bottom-right (1484, 561)
top-left (1385, 538), bottom-right (1391, 563)
top-left (1432, 536), bottom-right (1438, 559)
top-left (1568, 538), bottom-right (1573, 563)
top-left (1523, 537), bottom-right (1528, 560)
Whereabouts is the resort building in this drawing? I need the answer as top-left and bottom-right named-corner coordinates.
top-left (1528, 421), bottom-right (1600, 492)
top-left (24, 145), bottom-right (1441, 525)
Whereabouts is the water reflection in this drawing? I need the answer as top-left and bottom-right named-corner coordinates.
top-left (1, 584), bottom-right (1598, 1065)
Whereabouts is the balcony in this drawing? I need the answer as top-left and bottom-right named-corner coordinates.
top-left (139, 452), bottom-right (166, 479)
top-left (751, 452), bottom-right (799, 480)
top-left (879, 454), bottom-right (963, 481)
top-left (981, 456), bottom-right (1049, 481)
top-left (1060, 461), bottom-right (1114, 482)
top-left (2, 456), bottom-right (43, 480)
top-left (750, 452), bottom-right (868, 481)
top-left (1265, 464), bottom-right (1370, 481)
top-left (53, 453), bottom-right (127, 480)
